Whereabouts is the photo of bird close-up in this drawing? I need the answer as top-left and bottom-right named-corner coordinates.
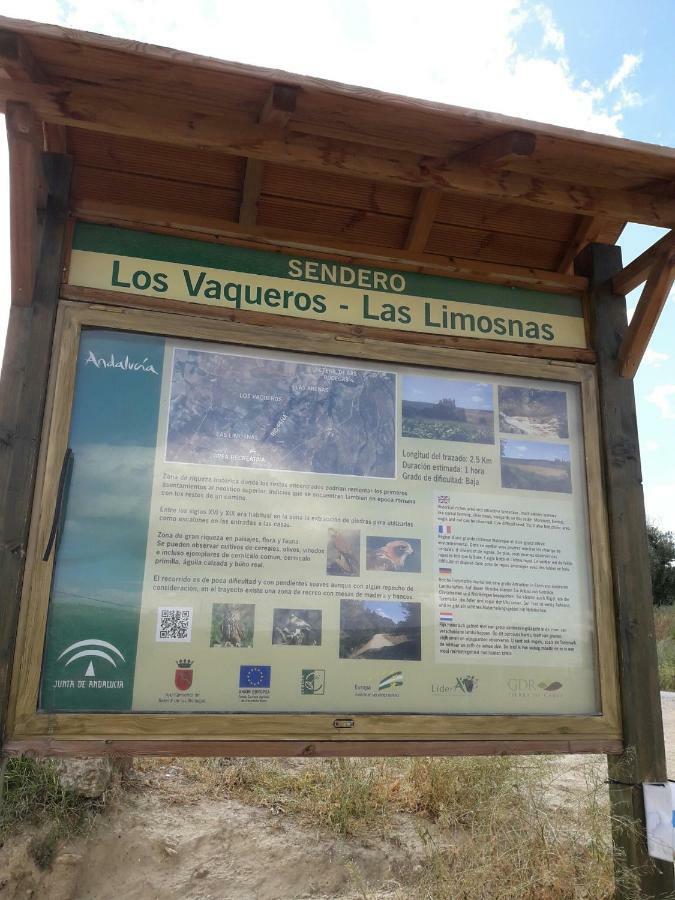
top-left (366, 537), bottom-right (422, 573)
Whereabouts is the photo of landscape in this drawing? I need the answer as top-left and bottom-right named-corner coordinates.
top-left (498, 386), bottom-right (569, 438)
top-left (166, 348), bottom-right (397, 477)
top-left (339, 599), bottom-right (421, 660)
top-left (500, 440), bottom-right (572, 493)
top-left (401, 376), bottom-right (494, 444)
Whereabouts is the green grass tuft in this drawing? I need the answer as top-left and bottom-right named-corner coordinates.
top-left (1, 757), bottom-right (104, 868)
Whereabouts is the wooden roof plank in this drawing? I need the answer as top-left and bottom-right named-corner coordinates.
top-left (68, 130), bottom-right (245, 191)
top-left (3, 15), bottom-right (673, 173)
top-left (71, 196), bottom-right (587, 295)
top-left (71, 166), bottom-right (242, 222)
top-left (618, 249), bottom-right (675, 378)
top-left (0, 78), bottom-right (673, 227)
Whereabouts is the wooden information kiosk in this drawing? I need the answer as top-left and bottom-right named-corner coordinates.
top-left (0, 16), bottom-right (673, 895)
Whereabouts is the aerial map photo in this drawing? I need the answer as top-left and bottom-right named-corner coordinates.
top-left (166, 347), bottom-right (397, 477)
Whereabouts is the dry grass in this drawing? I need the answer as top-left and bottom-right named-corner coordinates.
top-left (134, 753), bottom-right (643, 899)
top-left (4, 753), bottom-right (668, 897)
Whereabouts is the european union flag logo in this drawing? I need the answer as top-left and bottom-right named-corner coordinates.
top-left (239, 665), bottom-right (271, 688)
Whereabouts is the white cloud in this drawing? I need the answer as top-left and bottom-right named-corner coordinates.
top-left (645, 482), bottom-right (675, 534)
top-left (1, 1), bottom-right (644, 135)
top-left (607, 53), bottom-right (642, 92)
top-left (644, 349), bottom-right (670, 367)
top-left (643, 440), bottom-right (660, 452)
top-left (647, 384), bottom-right (675, 420)
top-left (0, 1), bottom-right (647, 366)
top-left (531, 4), bottom-right (565, 52)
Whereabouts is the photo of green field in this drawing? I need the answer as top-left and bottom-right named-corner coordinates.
top-left (402, 376), bottom-right (494, 444)
top-left (500, 440), bottom-right (572, 493)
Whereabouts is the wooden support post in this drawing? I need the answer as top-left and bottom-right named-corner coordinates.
top-left (6, 101), bottom-right (43, 306)
top-left (575, 243), bottom-right (674, 898)
top-left (0, 153), bottom-right (72, 745)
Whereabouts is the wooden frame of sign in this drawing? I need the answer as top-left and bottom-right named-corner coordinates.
top-left (4, 298), bottom-right (621, 757)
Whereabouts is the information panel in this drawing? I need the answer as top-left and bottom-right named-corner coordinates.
top-left (39, 327), bottom-right (599, 716)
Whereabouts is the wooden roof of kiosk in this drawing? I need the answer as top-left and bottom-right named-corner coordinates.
top-left (0, 15), bottom-right (673, 375)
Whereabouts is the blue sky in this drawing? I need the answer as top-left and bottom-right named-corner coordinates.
top-left (364, 601), bottom-right (408, 624)
top-left (501, 439), bottom-right (571, 462)
top-left (403, 376), bottom-right (494, 410)
top-left (0, 0), bottom-right (672, 527)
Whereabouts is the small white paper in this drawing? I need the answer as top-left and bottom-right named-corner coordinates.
top-left (643, 782), bottom-right (673, 862)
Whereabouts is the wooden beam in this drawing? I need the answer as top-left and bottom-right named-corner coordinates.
top-left (5, 101), bottom-right (43, 306)
top-left (0, 153), bottom-right (73, 748)
top-left (71, 197), bottom-right (589, 295)
top-left (0, 79), bottom-right (674, 226)
top-left (618, 249), bottom-right (675, 378)
top-left (0, 31), bottom-right (47, 83)
top-left (2, 737), bottom-right (623, 758)
top-left (405, 187), bottom-right (442, 251)
top-left (239, 160), bottom-right (265, 227)
top-left (448, 130), bottom-right (537, 168)
top-left (239, 85), bottom-right (297, 227)
top-left (0, 32), bottom-right (67, 155)
top-left (612, 229), bottom-right (675, 295)
top-left (557, 216), bottom-right (605, 273)
top-left (259, 84), bottom-right (297, 126)
top-left (576, 243), bottom-right (674, 896)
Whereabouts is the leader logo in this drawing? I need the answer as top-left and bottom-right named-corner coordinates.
top-left (301, 669), bottom-right (325, 695)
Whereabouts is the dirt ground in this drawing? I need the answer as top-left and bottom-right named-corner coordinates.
top-left (2, 696), bottom-right (675, 900)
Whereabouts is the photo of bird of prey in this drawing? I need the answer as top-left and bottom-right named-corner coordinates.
top-left (272, 608), bottom-right (322, 646)
top-left (326, 527), bottom-right (361, 577)
top-left (366, 537), bottom-right (422, 573)
top-left (210, 603), bottom-right (255, 648)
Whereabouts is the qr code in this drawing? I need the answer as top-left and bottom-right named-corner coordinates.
top-left (156, 607), bottom-right (193, 642)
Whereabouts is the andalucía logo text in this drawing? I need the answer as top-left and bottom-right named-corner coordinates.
top-left (85, 351), bottom-right (158, 374)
